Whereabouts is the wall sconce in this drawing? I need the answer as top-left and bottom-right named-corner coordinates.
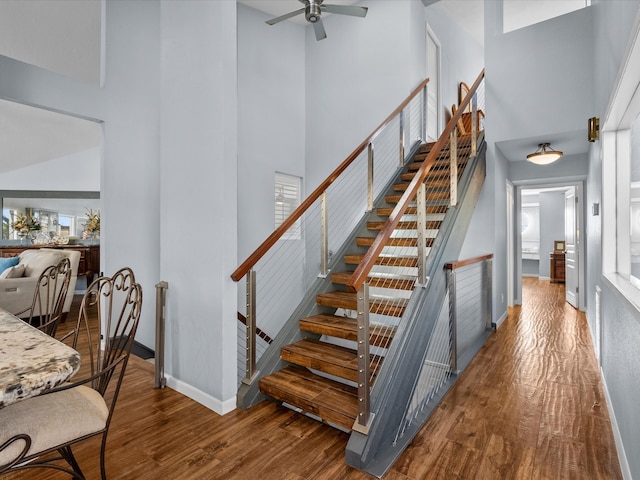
top-left (588, 117), bottom-right (600, 142)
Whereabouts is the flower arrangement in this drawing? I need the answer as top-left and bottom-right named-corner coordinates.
top-left (11, 212), bottom-right (41, 236)
top-left (84, 209), bottom-right (100, 233)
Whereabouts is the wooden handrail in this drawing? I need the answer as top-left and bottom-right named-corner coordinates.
top-left (231, 77), bottom-right (430, 282)
top-left (444, 253), bottom-right (493, 271)
top-left (347, 69), bottom-right (485, 291)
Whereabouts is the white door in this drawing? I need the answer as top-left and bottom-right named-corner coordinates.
top-left (426, 26), bottom-right (440, 142)
top-left (565, 188), bottom-right (579, 307)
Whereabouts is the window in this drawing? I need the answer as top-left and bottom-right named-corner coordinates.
top-left (630, 115), bottom-right (640, 286)
top-left (602, 25), bottom-right (640, 301)
top-left (503, 0), bottom-right (590, 34)
top-left (274, 172), bottom-right (301, 240)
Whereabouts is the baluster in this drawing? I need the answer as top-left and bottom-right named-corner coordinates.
top-left (447, 268), bottom-right (458, 374)
top-left (367, 143), bottom-right (374, 212)
top-left (353, 282), bottom-right (373, 435)
top-left (399, 109), bottom-right (405, 166)
top-left (154, 281), bottom-right (168, 389)
top-left (416, 183), bottom-right (427, 286)
top-left (422, 84), bottom-right (428, 142)
top-left (484, 258), bottom-right (494, 329)
top-left (449, 128), bottom-right (458, 207)
top-left (471, 92), bottom-right (478, 156)
top-left (242, 269), bottom-right (258, 385)
top-left (320, 192), bottom-right (329, 277)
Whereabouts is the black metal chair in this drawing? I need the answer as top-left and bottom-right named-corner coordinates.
top-left (0, 267), bottom-right (143, 479)
top-left (15, 257), bottom-right (72, 338)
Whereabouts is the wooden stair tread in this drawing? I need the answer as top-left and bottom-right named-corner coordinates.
top-left (385, 191), bottom-right (449, 203)
top-left (331, 271), bottom-right (416, 291)
top-left (344, 254), bottom-right (418, 267)
top-left (407, 159), bottom-right (468, 172)
top-left (316, 291), bottom-right (407, 316)
top-left (356, 236), bottom-right (433, 248)
top-left (418, 137), bottom-right (472, 153)
top-left (413, 146), bottom-right (472, 161)
top-left (258, 366), bottom-right (358, 431)
top-left (281, 338), bottom-right (382, 381)
top-left (375, 207), bottom-right (448, 217)
top-left (299, 314), bottom-right (396, 346)
top-left (367, 220), bottom-right (441, 230)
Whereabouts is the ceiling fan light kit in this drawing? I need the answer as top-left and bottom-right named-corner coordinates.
top-left (266, 0), bottom-right (368, 41)
top-left (526, 142), bottom-right (563, 165)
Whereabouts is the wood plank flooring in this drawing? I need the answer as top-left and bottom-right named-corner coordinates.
top-left (4, 278), bottom-right (622, 479)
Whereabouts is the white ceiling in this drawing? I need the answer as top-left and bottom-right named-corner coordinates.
top-left (0, 99), bottom-right (102, 174)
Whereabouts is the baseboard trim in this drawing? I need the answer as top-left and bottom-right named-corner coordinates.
top-left (165, 375), bottom-right (236, 415)
top-left (495, 308), bottom-right (508, 328)
top-left (600, 369), bottom-right (632, 480)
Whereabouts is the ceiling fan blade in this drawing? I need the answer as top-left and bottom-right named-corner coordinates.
top-left (322, 4), bottom-right (368, 18)
top-left (313, 18), bottom-right (327, 41)
top-left (265, 7), bottom-right (305, 25)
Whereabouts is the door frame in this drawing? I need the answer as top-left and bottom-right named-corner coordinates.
top-left (510, 180), bottom-right (585, 309)
top-left (425, 23), bottom-right (441, 142)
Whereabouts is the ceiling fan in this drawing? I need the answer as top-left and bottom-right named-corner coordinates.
top-left (266, 0), bottom-right (368, 41)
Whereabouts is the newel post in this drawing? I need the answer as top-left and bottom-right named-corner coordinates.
top-left (353, 282), bottom-right (373, 434)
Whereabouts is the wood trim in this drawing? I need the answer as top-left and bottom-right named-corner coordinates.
top-left (347, 69), bottom-right (485, 291)
top-left (231, 78), bottom-right (430, 282)
top-left (444, 253), bottom-right (493, 271)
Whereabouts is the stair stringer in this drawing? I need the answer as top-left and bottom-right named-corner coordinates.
top-left (236, 141), bottom-right (424, 409)
top-left (345, 140), bottom-right (487, 477)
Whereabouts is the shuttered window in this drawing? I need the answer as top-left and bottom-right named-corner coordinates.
top-left (275, 173), bottom-right (301, 239)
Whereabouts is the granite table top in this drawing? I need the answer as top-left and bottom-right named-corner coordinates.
top-left (0, 309), bottom-right (80, 408)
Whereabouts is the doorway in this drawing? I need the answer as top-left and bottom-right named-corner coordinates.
top-left (426, 24), bottom-right (441, 142)
top-left (511, 182), bottom-right (585, 309)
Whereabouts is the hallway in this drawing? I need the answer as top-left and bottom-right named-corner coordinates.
top-left (4, 279), bottom-right (622, 479)
top-left (390, 277), bottom-right (622, 479)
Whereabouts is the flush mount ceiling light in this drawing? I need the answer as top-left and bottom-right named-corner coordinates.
top-left (526, 143), bottom-right (563, 165)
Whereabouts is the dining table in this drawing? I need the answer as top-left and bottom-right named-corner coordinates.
top-left (0, 308), bottom-right (80, 409)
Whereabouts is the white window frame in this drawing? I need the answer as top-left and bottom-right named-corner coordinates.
top-left (274, 172), bottom-right (301, 240)
top-left (602, 21), bottom-right (640, 310)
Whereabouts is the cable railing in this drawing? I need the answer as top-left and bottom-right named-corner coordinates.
top-left (348, 70), bottom-right (485, 432)
top-left (232, 78), bottom-right (431, 385)
top-left (394, 253), bottom-right (493, 442)
top-left (231, 68), bottom-right (485, 446)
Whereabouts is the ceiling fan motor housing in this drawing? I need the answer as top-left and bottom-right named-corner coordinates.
top-left (306, 1), bottom-right (321, 23)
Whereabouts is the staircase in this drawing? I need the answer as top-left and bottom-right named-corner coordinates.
top-left (233, 70), bottom-right (487, 476)
top-left (258, 134), bottom-right (475, 432)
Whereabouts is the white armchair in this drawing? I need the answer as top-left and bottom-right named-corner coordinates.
top-left (0, 249), bottom-right (80, 317)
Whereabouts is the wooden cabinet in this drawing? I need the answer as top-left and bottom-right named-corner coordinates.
top-left (550, 252), bottom-right (565, 283)
top-left (0, 244), bottom-right (100, 284)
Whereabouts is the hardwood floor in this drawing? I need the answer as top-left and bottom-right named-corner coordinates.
top-left (4, 278), bottom-right (622, 479)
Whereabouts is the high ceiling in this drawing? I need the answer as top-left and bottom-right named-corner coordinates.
top-left (0, 0), bottom-right (590, 172)
top-left (0, 100), bottom-right (102, 174)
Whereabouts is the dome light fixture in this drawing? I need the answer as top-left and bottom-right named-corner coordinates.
top-left (526, 142), bottom-right (563, 165)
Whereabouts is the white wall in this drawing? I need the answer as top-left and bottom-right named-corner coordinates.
top-left (0, 0), bottom-right (241, 412)
top-left (425, 2), bottom-right (484, 120)
top-left (488, 2), bottom-right (593, 144)
top-left (304, 1), bottom-right (427, 191)
top-left (237, 3), bottom-right (306, 259)
top-left (589, 2), bottom-right (640, 478)
top-left (160, 0), bottom-right (238, 410)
